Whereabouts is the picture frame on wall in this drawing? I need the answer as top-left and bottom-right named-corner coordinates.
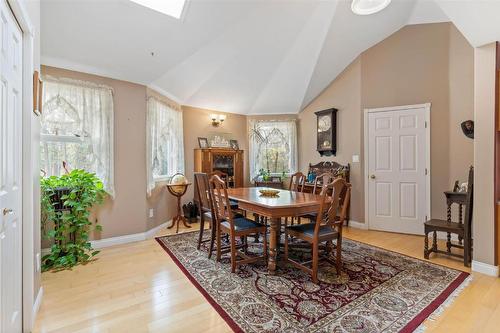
top-left (230, 139), bottom-right (239, 150)
top-left (198, 137), bottom-right (209, 149)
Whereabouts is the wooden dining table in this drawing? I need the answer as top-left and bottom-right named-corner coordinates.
top-left (225, 187), bottom-right (327, 275)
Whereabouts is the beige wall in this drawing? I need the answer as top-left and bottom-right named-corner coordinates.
top-left (473, 43), bottom-right (496, 266)
top-left (41, 66), bottom-right (177, 240)
top-left (299, 58), bottom-right (363, 221)
top-left (182, 106), bottom-right (249, 202)
top-left (299, 23), bottom-right (474, 223)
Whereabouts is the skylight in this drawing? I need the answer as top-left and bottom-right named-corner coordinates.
top-left (129, 0), bottom-right (187, 19)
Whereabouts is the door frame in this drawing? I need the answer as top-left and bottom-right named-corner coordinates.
top-left (363, 103), bottom-right (431, 231)
top-left (6, 0), bottom-right (36, 331)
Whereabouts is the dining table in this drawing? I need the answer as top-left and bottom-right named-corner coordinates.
top-left (225, 187), bottom-right (328, 275)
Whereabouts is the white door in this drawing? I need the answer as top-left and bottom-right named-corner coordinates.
top-left (366, 105), bottom-right (429, 235)
top-left (0, 0), bottom-right (23, 331)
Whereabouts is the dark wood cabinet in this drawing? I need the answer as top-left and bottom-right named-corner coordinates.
top-left (194, 148), bottom-right (244, 188)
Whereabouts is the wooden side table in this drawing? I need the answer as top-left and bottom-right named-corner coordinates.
top-left (166, 182), bottom-right (192, 234)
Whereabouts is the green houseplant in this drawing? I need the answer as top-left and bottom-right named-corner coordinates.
top-left (41, 169), bottom-right (106, 271)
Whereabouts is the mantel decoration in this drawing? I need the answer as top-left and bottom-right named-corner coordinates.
top-left (41, 169), bottom-right (106, 271)
top-left (208, 133), bottom-right (231, 148)
top-left (166, 173), bottom-right (192, 233)
top-left (198, 137), bottom-right (209, 148)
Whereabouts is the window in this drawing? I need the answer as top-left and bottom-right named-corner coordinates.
top-left (146, 97), bottom-right (185, 195)
top-left (248, 119), bottom-right (297, 180)
top-left (40, 78), bottom-right (115, 195)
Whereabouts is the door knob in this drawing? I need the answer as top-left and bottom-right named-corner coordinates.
top-left (370, 174), bottom-right (376, 179)
top-left (2, 208), bottom-right (13, 216)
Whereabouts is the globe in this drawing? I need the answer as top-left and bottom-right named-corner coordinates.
top-left (170, 174), bottom-right (188, 194)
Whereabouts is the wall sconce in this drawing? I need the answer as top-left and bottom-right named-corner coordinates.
top-left (210, 114), bottom-right (226, 127)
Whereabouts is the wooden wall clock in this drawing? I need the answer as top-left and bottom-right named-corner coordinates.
top-left (315, 108), bottom-right (337, 156)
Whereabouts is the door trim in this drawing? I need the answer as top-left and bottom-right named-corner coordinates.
top-left (363, 103), bottom-right (431, 232)
top-left (6, 0), bottom-right (36, 331)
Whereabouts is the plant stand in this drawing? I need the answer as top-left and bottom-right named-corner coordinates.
top-left (166, 182), bottom-right (192, 234)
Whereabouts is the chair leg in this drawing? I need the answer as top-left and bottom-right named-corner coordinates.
top-left (335, 237), bottom-right (342, 274)
top-left (216, 225), bottom-right (222, 262)
top-left (244, 236), bottom-right (248, 254)
top-left (197, 214), bottom-right (205, 250)
top-left (446, 232), bottom-right (452, 253)
top-left (432, 231), bottom-right (438, 251)
top-left (312, 244), bottom-right (319, 284)
top-left (262, 229), bottom-right (268, 260)
top-left (230, 234), bottom-right (237, 273)
top-left (208, 220), bottom-right (216, 259)
top-left (424, 231), bottom-right (429, 259)
top-left (284, 230), bottom-right (289, 261)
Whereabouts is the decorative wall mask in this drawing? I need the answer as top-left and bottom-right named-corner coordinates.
top-left (461, 120), bottom-right (474, 139)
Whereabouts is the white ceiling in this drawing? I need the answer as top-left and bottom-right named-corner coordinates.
top-left (41, 0), bottom-right (500, 115)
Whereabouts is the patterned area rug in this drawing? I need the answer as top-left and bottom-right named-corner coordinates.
top-left (156, 231), bottom-right (469, 333)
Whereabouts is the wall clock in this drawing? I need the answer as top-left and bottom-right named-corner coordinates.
top-left (315, 108), bottom-right (337, 156)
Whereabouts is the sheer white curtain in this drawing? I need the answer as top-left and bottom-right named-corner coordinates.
top-left (248, 119), bottom-right (297, 180)
top-left (41, 77), bottom-right (115, 196)
top-left (146, 97), bottom-right (185, 195)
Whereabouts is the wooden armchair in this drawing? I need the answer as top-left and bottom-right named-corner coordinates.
top-left (284, 178), bottom-right (351, 283)
top-left (424, 166), bottom-right (474, 267)
top-left (210, 175), bottom-right (267, 273)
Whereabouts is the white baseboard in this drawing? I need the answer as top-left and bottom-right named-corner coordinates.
top-left (471, 261), bottom-right (499, 277)
top-left (32, 287), bottom-right (43, 323)
top-left (346, 220), bottom-right (368, 230)
top-left (91, 220), bottom-right (172, 249)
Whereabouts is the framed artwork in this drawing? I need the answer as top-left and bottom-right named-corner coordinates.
top-left (230, 139), bottom-right (239, 150)
top-left (33, 70), bottom-right (43, 116)
top-left (198, 137), bottom-right (209, 148)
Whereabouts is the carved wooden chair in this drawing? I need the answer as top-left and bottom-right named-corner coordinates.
top-left (300, 172), bottom-right (336, 222)
top-left (210, 175), bottom-right (268, 273)
top-left (284, 178), bottom-right (351, 283)
top-left (289, 171), bottom-right (306, 192)
top-left (209, 170), bottom-right (244, 215)
top-left (194, 173), bottom-right (217, 258)
top-left (424, 166), bottom-right (474, 267)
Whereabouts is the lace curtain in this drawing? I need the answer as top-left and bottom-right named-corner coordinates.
top-left (146, 97), bottom-right (185, 196)
top-left (40, 77), bottom-right (115, 196)
top-left (248, 119), bottom-right (297, 180)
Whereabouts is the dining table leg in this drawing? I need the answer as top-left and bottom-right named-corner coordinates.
top-left (268, 217), bottom-right (281, 274)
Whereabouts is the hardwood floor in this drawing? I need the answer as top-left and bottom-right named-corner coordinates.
top-left (34, 224), bottom-right (500, 333)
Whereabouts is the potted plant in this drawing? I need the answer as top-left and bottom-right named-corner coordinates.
top-left (41, 169), bottom-right (106, 271)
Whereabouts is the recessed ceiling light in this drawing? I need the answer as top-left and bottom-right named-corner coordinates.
top-left (129, 0), bottom-right (187, 19)
top-left (351, 0), bottom-right (391, 15)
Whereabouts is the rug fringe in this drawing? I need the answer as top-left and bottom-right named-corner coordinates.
top-left (416, 275), bottom-right (473, 332)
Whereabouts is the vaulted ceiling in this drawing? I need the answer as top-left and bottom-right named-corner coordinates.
top-left (41, 0), bottom-right (500, 115)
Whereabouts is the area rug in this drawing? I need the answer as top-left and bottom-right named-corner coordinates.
top-left (156, 231), bottom-right (469, 333)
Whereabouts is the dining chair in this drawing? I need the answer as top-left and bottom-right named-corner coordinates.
top-left (210, 175), bottom-right (268, 273)
top-left (284, 178), bottom-right (351, 283)
top-left (289, 171), bottom-right (306, 192)
top-left (194, 173), bottom-right (217, 258)
top-left (209, 170), bottom-right (245, 216)
top-left (284, 171), bottom-right (306, 227)
top-left (300, 172), bottom-right (336, 222)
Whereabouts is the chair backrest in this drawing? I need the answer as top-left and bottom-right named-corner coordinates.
top-left (289, 172), bottom-right (305, 192)
top-left (464, 166), bottom-right (474, 236)
top-left (209, 170), bottom-right (229, 187)
top-left (194, 173), bottom-right (213, 214)
top-left (314, 178), bottom-right (351, 237)
top-left (313, 172), bottom-right (335, 194)
top-left (209, 175), bottom-right (234, 230)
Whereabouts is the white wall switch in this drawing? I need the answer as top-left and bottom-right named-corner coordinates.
top-left (149, 208), bottom-right (154, 218)
top-left (352, 154), bottom-right (360, 163)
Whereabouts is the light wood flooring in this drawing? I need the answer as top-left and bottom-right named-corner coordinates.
top-left (34, 224), bottom-right (500, 333)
